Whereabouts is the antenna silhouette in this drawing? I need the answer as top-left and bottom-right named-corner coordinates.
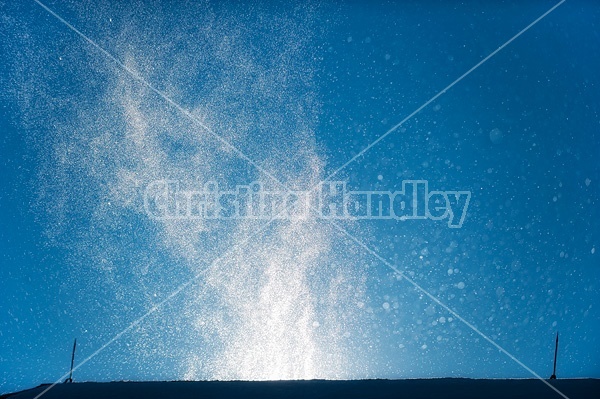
top-left (550, 332), bottom-right (558, 379)
top-left (64, 338), bottom-right (77, 383)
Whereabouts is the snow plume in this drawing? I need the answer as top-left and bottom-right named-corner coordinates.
top-left (12, 1), bottom-right (367, 380)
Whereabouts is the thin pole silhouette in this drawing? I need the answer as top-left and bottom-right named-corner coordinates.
top-left (65, 339), bottom-right (77, 383)
top-left (550, 332), bottom-right (558, 379)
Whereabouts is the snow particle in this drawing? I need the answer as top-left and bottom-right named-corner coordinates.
top-left (457, 282), bottom-right (465, 290)
top-left (489, 128), bottom-right (503, 144)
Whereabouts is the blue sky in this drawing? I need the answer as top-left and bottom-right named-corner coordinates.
top-left (1, 0), bottom-right (599, 395)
